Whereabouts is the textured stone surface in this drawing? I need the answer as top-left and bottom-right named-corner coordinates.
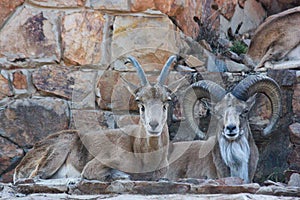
top-left (33, 66), bottom-right (96, 109)
top-left (0, 0), bottom-right (25, 27)
top-left (288, 173), bottom-right (300, 187)
top-left (214, 0), bottom-right (238, 20)
top-left (72, 110), bottom-right (113, 133)
top-left (111, 14), bottom-right (178, 70)
top-left (32, 66), bottom-right (75, 99)
top-left (8, 178), bottom-right (300, 198)
top-left (0, 6), bottom-right (61, 67)
top-left (89, 0), bottom-right (130, 11)
top-left (288, 145), bottom-right (300, 170)
top-left (293, 84), bottom-right (300, 118)
top-left (62, 11), bottom-right (106, 66)
top-left (28, 0), bottom-right (85, 7)
top-left (0, 73), bottom-right (13, 100)
top-left (0, 98), bottom-right (69, 147)
top-left (0, 138), bottom-right (23, 183)
top-left (12, 71), bottom-right (27, 90)
top-left (289, 123), bottom-right (300, 145)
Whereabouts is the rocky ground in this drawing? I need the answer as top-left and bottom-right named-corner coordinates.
top-left (1, 176), bottom-right (300, 199)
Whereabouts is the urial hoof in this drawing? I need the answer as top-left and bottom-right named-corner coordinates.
top-left (110, 169), bottom-right (131, 181)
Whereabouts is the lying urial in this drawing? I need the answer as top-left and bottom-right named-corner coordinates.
top-left (167, 75), bottom-right (282, 183)
top-left (14, 55), bottom-right (182, 183)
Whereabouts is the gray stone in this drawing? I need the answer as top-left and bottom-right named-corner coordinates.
top-left (225, 60), bottom-right (250, 72)
top-left (288, 173), bottom-right (300, 187)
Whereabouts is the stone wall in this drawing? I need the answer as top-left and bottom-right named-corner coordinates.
top-left (0, 0), bottom-right (299, 184)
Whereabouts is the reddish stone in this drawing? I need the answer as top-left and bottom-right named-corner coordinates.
top-left (62, 11), bottom-right (105, 65)
top-left (0, 0), bottom-right (25, 27)
top-left (12, 71), bottom-right (27, 90)
top-left (214, 0), bottom-right (238, 20)
top-left (130, 0), bottom-right (155, 12)
top-left (0, 74), bottom-right (13, 99)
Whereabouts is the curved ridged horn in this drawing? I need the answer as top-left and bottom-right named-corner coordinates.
top-left (158, 55), bottom-right (177, 85)
top-left (127, 56), bottom-right (149, 86)
top-left (183, 80), bottom-right (226, 139)
top-left (232, 75), bottom-right (282, 136)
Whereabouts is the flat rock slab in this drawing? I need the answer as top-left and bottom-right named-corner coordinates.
top-left (10, 179), bottom-right (300, 197)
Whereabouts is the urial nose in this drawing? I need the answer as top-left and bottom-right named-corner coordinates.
top-left (149, 121), bottom-right (159, 130)
top-left (226, 124), bottom-right (237, 132)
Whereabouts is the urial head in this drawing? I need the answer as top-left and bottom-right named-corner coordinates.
top-left (212, 93), bottom-right (256, 141)
top-left (124, 55), bottom-right (178, 136)
top-left (183, 75), bottom-right (282, 139)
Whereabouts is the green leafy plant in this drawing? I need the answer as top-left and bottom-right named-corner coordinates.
top-left (230, 40), bottom-right (248, 55)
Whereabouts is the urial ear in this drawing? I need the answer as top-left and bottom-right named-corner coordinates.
top-left (246, 93), bottom-right (257, 110)
top-left (120, 76), bottom-right (138, 98)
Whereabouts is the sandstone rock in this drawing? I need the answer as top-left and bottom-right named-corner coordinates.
top-left (32, 66), bottom-right (75, 99)
top-left (293, 84), bottom-right (300, 118)
top-left (213, 0), bottom-right (238, 20)
top-left (0, 6), bottom-right (61, 67)
top-left (72, 110), bottom-right (113, 133)
top-left (89, 0), bottom-right (130, 11)
top-left (17, 183), bottom-right (68, 194)
top-left (288, 173), bottom-right (300, 187)
top-left (289, 123), bottom-right (300, 145)
top-left (257, 185), bottom-right (300, 197)
top-left (28, 0), bottom-right (85, 7)
top-left (132, 181), bottom-right (190, 195)
top-left (130, 0), bottom-right (155, 12)
top-left (62, 11), bottom-right (106, 66)
top-left (192, 183), bottom-right (260, 194)
top-left (33, 66), bottom-right (96, 109)
top-left (225, 59), bottom-right (250, 72)
top-left (0, 137), bottom-right (23, 183)
top-left (0, 0), bottom-right (25, 27)
top-left (12, 71), bottom-right (27, 90)
top-left (0, 98), bottom-right (69, 147)
top-left (75, 180), bottom-right (109, 195)
top-left (0, 73), bottom-right (13, 100)
top-left (111, 14), bottom-right (178, 71)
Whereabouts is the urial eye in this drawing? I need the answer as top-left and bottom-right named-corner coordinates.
top-left (163, 103), bottom-right (168, 111)
top-left (140, 105), bottom-right (145, 112)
